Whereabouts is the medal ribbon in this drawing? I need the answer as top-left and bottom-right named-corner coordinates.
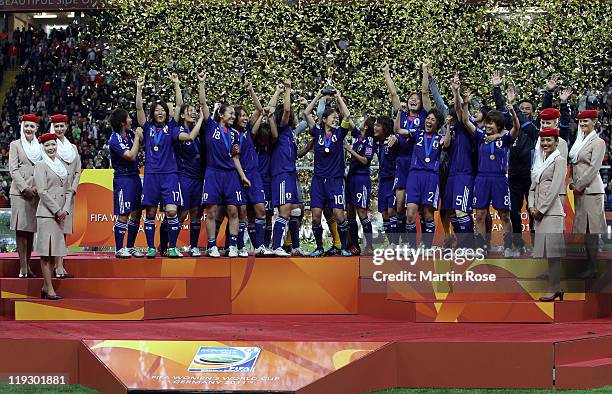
top-left (153, 125), bottom-right (165, 147)
top-left (424, 132), bottom-right (433, 160)
top-left (489, 140), bottom-right (495, 157)
top-left (324, 129), bottom-right (333, 151)
top-left (220, 126), bottom-right (232, 156)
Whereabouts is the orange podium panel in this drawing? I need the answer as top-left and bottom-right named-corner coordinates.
top-left (82, 340), bottom-right (388, 393)
top-left (231, 257), bottom-right (359, 314)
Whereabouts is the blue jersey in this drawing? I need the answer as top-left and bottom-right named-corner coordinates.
top-left (348, 127), bottom-right (375, 176)
top-left (476, 128), bottom-right (513, 176)
top-left (143, 119), bottom-right (180, 174)
top-left (172, 124), bottom-right (202, 179)
top-left (271, 125), bottom-right (297, 176)
top-left (377, 138), bottom-right (397, 179)
top-left (109, 130), bottom-right (139, 177)
top-left (256, 142), bottom-right (271, 182)
top-left (236, 124), bottom-right (258, 174)
top-left (204, 116), bottom-right (240, 172)
top-left (397, 109), bottom-right (427, 159)
top-left (410, 130), bottom-right (443, 172)
top-left (448, 123), bottom-right (474, 176)
top-left (312, 124), bottom-right (349, 178)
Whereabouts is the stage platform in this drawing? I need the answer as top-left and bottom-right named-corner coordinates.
top-left (0, 252), bottom-right (611, 392)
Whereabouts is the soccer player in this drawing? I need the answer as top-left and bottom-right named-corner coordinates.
top-left (458, 81), bottom-right (520, 256)
top-left (136, 74), bottom-right (184, 258)
top-left (198, 71), bottom-right (251, 257)
top-left (443, 77), bottom-right (476, 249)
top-left (303, 87), bottom-right (353, 257)
top-left (345, 116), bottom-right (376, 255)
top-left (269, 79), bottom-right (302, 257)
top-left (374, 116), bottom-right (397, 246)
top-left (233, 81), bottom-right (268, 256)
top-left (108, 108), bottom-right (144, 258)
top-left (383, 62), bottom-right (431, 243)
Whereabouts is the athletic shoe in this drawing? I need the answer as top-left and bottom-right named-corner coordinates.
top-left (518, 246), bottom-right (529, 256)
top-left (115, 248), bottom-right (131, 258)
top-left (254, 246), bottom-right (267, 256)
top-left (341, 249), bottom-right (352, 257)
top-left (291, 247), bottom-right (306, 257)
top-left (282, 244), bottom-right (292, 254)
top-left (146, 248), bottom-right (157, 259)
top-left (361, 246), bottom-right (374, 256)
top-left (190, 247), bottom-right (202, 257)
top-left (207, 246), bottom-right (220, 257)
top-left (324, 246), bottom-right (341, 256)
top-left (272, 247), bottom-right (291, 257)
top-left (503, 248), bottom-right (515, 258)
top-left (228, 246), bottom-right (239, 257)
top-left (128, 247), bottom-right (144, 258)
top-left (238, 247), bottom-right (249, 257)
top-left (310, 248), bottom-right (325, 257)
top-left (158, 248), bottom-right (168, 258)
top-left (263, 247), bottom-right (275, 256)
top-left (348, 245), bottom-right (361, 256)
top-left (167, 248), bottom-right (182, 258)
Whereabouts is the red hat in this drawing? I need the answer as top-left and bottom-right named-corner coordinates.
top-left (540, 108), bottom-right (560, 120)
top-left (539, 127), bottom-right (559, 138)
top-left (50, 114), bottom-right (68, 123)
top-left (21, 114), bottom-right (40, 123)
top-left (38, 133), bottom-right (57, 144)
top-left (577, 109), bottom-right (598, 119)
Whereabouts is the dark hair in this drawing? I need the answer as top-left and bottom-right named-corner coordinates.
top-left (233, 105), bottom-right (248, 132)
top-left (518, 99), bottom-right (534, 110)
top-left (257, 122), bottom-right (271, 145)
top-left (406, 92), bottom-right (423, 111)
top-left (178, 104), bottom-right (195, 127)
top-left (321, 107), bottom-right (338, 128)
top-left (376, 115), bottom-right (394, 137)
top-left (427, 108), bottom-right (444, 131)
top-left (477, 105), bottom-right (491, 120)
top-left (110, 108), bottom-right (128, 131)
top-left (363, 116), bottom-right (376, 138)
top-left (274, 104), bottom-right (296, 129)
top-left (484, 110), bottom-right (506, 131)
top-left (214, 104), bottom-right (233, 123)
top-left (448, 105), bottom-right (458, 122)
top-left (148, 101), bottom-right (169, 125)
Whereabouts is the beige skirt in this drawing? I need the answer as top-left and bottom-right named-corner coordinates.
top-left (35, 217), bottom-right (67, 257)
top-left (573, 194), bottom-right (606, 234)
top-left (533, 215), bottom-right (566, 258)
top-left (10, 194), bottom-right (38, 233)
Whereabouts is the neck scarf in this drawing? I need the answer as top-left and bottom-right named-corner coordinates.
top-left (42, 149), bottom-right (68, 178)
top-left (50, 123), bottom-right (77, 163)
top-left (531, 142), bottom-right (560, 184)
top-left (568, 129), bottom-right (596, 164)
top-left (20, 122), bottom-right (42, 163)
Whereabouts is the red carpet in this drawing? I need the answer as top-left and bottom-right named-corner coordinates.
top-left (1, 314), bottom-right (612, 342)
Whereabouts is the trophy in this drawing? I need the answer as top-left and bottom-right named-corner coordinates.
top-left (321, 63), bottom-right (336, 96)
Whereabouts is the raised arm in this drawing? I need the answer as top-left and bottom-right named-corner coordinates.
top-left (335, 90), bottom-right (351, 124)
top-left (170, 73), bottom-right (182, 122)
top-left (421, 61), bottom-right (432, 112)
top-left (246, 81), bottom-right (264, 124)
top-left (197, 71), bottom-right (210, 121)
top-left (382, 62), bottom-right (401, 112)
top-left (280, 79), bottom-right (291, 127)
top-left (178, 109), bottom-right (205, 141)
top-left (268, 108), bottom-right (279, 143)
top-left (456, 79), bottom-right (476, 135)
top-left (122, 127), bottom-right (142, 161)
top-left (267, 83), bottom-right (283, 108)
top-left (491, 71), bottom-right (506, 112)
top-left (251, 112), bottom-right (263, 136)
top-left (135, 76), bottom-right (146, 127)
top-left (542, 75), bottom-right (558, 110)
top-left (428, 65), bottom-right (448, 117)
top-left (304, 90), bottom-right (323, 130)
top-left (507, 101), bottom-right (520, 141)
top-left (558, 86), bottom-right (573, 142)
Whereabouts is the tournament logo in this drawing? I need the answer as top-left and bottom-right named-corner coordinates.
top-left (188, 346), bottom-right (261, 373)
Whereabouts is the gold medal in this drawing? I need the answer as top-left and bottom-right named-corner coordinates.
top-left (195, 154), bottom-right (201, 160)
top-left (489, 154), bottom-right (495, 160)
top-left (153, 146), bottom-right (159, 152)
top-left (425, 157), bottom-right (430, 163)
top-left (324, 147), bottom-right (330, 153)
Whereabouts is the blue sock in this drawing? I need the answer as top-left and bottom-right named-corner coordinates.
top-left (265, 224), bottom-right (273, 247)
top-left (272, 216), bottom-right (288, 250)
top-left (126, 219), bottom-right (139, 248)
top-left (406, 222), bottom-right (417, 248)
top-left (389, 215), bottom-right (398, 244)
top-left (348, 220), bottom-right (359, 248)
top-left (313, 222), bottom-right (323, 250)
top-left (247, 222), bottom-right (256, 247)
top-left (457, 215), bottom-right (474, 248)
top-left (338, 220), bottom-right (348, 250)
top-left (398, 215), bottom-right (406, 243)
top-left (113, 221), bottom-right (127, 251)
top-left (159, 217), bottom-right (168, 251)
top-left (207, 238), bottom-right (216, 249)
top-left (423, 220), bottom-right (436, 248)
top-left (190, 219), bottom-right (201, 248)
top-left (228, 234), bottom-right (238, 247)
top-left (254, 218), bottom-right (265, 248)
top-left (144, 219), bottom-right (156, 249)
top-left (167, 216), bottom-right (180, 249)
top-left (361, 217), bottom-right (373, 248)
top-left (289, 216), bottom-right (300, 249)
top-left (237, 221), bottom-right (247, 249)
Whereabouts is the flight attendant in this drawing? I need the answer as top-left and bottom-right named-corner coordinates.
top-left (34, 133), bottom-right (73, 300)
top-left (9, 114), bottom-right (42, 278)
top-left (569, 109), bottom-right (606, 279)
top-left (50, 114), bottom-right (80, 278)
top-left (528, 128), bottom-right (566, 301)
